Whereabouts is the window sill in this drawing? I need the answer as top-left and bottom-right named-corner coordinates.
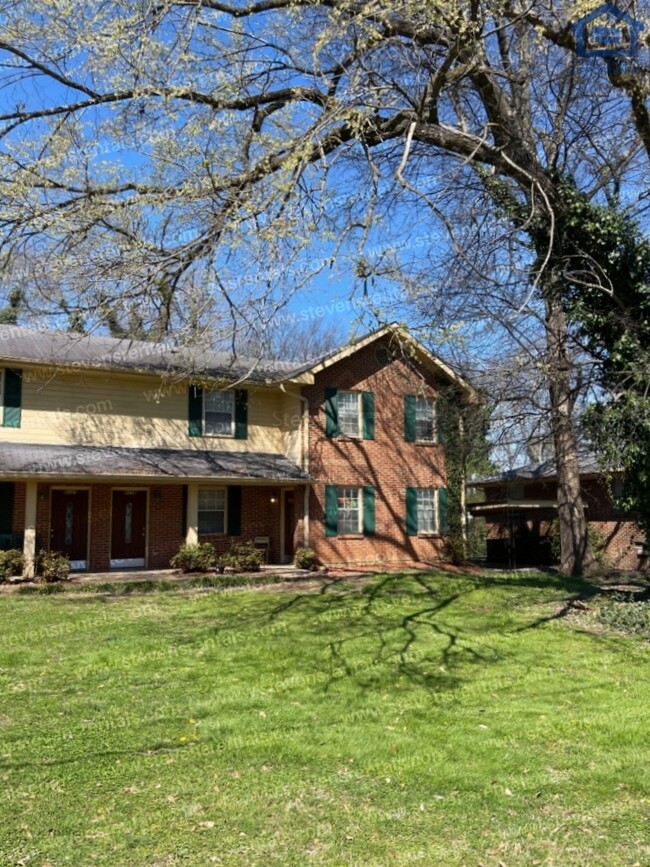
top-left (336, 533), bottom-right (364, 539)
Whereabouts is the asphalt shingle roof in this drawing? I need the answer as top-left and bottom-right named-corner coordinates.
top-left (0, 443), bottom-right (309, 482)
top-left (472, 453), bottom-right (603, 485)
top-left (0, 326), bottom-right (302, 383)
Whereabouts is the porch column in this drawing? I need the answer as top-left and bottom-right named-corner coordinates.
top-left (303, 484), bottom-right (310, 548)
top-left (23, 480), bottom-right (38, 578)
top-left (186, 483), bottom-right (199, 545)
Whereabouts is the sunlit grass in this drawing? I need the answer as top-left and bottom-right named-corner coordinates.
top-left (1, 571), bottom-right (648, 865)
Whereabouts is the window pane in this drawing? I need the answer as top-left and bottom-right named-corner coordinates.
top-left (198, 487), bottom-right (226, 535)
top-left (338, 487), bottom-right (360, 534)
top-left (198, 511), bottom-right (225, 534)
top-left (205, 391), bottom-right (233, 435)
top-left (338, 392), bottom-right (360, 437)
top-left (199, 488), bottom-right (225, 511)
top-left (415, 398), bottom-right (434, 441)
top-left (417, 488), bottom-right (436, 533)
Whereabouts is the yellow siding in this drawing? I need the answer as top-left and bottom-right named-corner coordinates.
top-left (2, 367), bottom-right (303, 460)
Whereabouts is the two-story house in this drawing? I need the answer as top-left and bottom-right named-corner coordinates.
top-left (0, 323), bottom-right (474, 575)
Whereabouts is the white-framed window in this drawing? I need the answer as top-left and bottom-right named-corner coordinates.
top-left (415, 398), bottom-right (435, 441)
top-left (338, 391), bottom-right (361, 438)
top-left (416, 488), bottom-right (437, 533)
top-left (337, 487), bottom-right (362, 534)
top-left (198, 487), bottom-right (226, 534)
top-left (204, 390), bottom-right (234, 436)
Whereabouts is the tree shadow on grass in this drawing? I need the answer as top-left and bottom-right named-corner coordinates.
top-left (259, 568), bottom-right (611, 695)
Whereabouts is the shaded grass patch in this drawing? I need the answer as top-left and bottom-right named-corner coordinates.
top-left (1, 570), bottom-right (648, 866)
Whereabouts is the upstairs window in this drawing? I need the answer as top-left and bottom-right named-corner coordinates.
top-left (205, 390), bottom-right (234, 436)
top-left (338, 391), bottom-right (361, 438)
top-left (188, 386), bottom-right (248, 439)
top-left (324, 388), bottom-right (374, 440)
top-left (415, 398), bottom-right (435, 441)
top-left (404, 394), bottom-right (439, 443)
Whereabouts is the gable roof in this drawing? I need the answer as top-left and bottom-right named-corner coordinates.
top-left (288, 323), bottom-right (477, 397)
top-left (0, 322), bottom-right (476, 394)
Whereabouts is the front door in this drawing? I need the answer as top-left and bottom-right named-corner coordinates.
top-left (283, 489), bottom-right (296, 563)
top-left (51, 489), bottom-right (89, 570)
top-left (111, 490), bottom-right (147, 568)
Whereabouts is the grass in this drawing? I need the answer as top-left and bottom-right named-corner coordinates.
top-left (11, 571), bottom-right (296, 596)
top-left (0, 569), bottom-right (648, 866)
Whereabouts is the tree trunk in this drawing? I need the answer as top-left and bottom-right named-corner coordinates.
top-left (545, 296), bottom-right (596, 577)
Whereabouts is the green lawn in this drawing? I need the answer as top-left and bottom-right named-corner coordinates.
top-left (1, 571), bottom-right (648, 866)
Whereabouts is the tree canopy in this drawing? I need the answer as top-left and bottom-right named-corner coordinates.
top-left (2, 0), bottom-right (650, 570)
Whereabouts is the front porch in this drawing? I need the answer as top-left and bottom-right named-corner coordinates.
top-left (0, 443), bottom-right (310, 576)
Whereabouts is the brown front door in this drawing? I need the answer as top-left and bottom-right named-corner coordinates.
top-left (51, 490), bottom-right (89, 567)
top-left (283, 490), bottom-right (295, 562)
top-left (111, 490), bottom-right (147, 566)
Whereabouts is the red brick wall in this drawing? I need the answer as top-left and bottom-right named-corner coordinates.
top-left (199, 484), bottom-right (282, 564)
top-left (304, 338), bottom-right (448, 566)
top-left (482, 477), bottom-right (648, 571)
top-left (36, 482), bottom-right (51, 551)
top-left (12, 482), bottom-right (25, 534)
top-left (88, 484), bottom-right (111, 571)
top-left (149, 485), bottom-right (186, 569)
top-left (11, 480), bottom-right (289, 572)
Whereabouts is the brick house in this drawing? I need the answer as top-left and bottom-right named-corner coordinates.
top-left (0, 323), bottom-right (474, 575)
top-left (468, 455), bottom-right (649, 571)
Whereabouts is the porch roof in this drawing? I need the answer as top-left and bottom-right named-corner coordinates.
top-left (0, 443), bottom-right (310, 484)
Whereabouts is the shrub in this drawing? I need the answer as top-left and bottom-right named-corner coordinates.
top-left (219, 541), bottom-right (263, 573)
top-left (293, 547), bottom-right (319, 570)
top-left (0, 548), bottom-right (25, 582)
top-left (596, 593), bottom-right (650, 637)
top-left (170, 542), bottom-right (218, 573)
top-left (37, 550), bottom-right (71, 583)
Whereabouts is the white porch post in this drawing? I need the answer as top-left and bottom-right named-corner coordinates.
top-left (303, 484), bottom-right (310, 548)
top-left (23, 480), bottom-right (38, 578)
top-left (186, 483), bottom-right (199, 545)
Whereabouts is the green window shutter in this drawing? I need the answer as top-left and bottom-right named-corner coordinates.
top-left (227, 486), bottom-right (242, 536)
top-left (438, 487), bottom-right (448, 534)
top-left (405, 487), bottom-right (418, 536)
top-left (3, 369), bottom-right (22, 428)
top-left (325, 485), bottom-right (338, 537)
top-left (363, 485), bottom-right (375, 536)
top-left (362, 392), bottom-right (375, 440)
top-left (324, 387), bottom-right (338, 438)
top-left (0, 482), bottom-right (15, 535)
top-left (404, 395), bottom-right (416, 443)
top-left (437, 402), bottom-right (445, 444)
top-left (188, 385), bottom-right (203, 437)
top-left (235, 389), bottom-right (248, 440)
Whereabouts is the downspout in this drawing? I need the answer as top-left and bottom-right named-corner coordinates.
top-left (280, 383), bottom-right (310, 549)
